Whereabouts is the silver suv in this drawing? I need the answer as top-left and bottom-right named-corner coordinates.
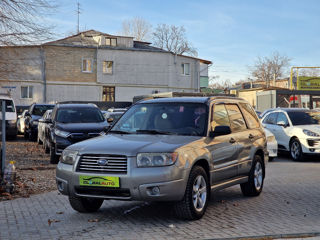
top-left (56, 97), bottom-right (267, 220)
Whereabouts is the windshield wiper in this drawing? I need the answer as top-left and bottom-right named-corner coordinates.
top-left (108, 130), bottom-right (132, 134)
top-left (135, 129), bottom-right (177, 135)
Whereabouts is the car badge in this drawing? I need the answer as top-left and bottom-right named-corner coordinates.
top-left (97, 159), bottom-right (108, 166)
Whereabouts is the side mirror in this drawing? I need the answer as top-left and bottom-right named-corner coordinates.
top-left (277, 121), bottom-right (288, 128)
top-left (103, 125), bottom-right (111, 133)
top-left (209, 126), bottom-right (231, 138)
top-left (18, 115), bottom-right (22, 119)
top-left (25, 112), bottom-right (31, 117)
top-left (107, 117), bottom-right (114, 123)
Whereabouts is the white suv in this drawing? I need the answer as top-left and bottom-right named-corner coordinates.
top-left (261, 108), bottom-right (320, 161)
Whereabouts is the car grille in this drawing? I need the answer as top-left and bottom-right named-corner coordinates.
top-left (68, 133), bottom-right (100, 143)
top-left (76, 154), bottom-right (127, 174)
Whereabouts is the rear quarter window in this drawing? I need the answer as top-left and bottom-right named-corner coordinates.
top-left (239, 103), bottom-right (260, 129)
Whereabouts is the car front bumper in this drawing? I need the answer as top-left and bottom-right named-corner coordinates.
top-left (300, 137), bottom-right (320, 154)
top-left (56, 157), bottom-right (188, 201)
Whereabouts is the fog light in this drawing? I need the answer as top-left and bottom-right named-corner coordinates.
top-left (151, 186), bottom-right (160, 195)
top-left (57, 181), bottom-right (64, 192)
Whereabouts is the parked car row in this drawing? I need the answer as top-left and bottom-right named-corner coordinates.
top-left (18, 103), bottom-right (126, 164)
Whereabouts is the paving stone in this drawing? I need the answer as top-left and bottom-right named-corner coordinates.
top-left (0, 157), bottom-right (320, 239)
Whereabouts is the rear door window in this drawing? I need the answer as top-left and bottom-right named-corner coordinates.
top-left (225, 104), bottom-right (247, 132)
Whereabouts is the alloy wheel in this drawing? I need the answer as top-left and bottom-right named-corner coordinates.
top-left (291, 141), bottom-right (300, 160)
top-left (254, 162), bottom-right (263, 191)
top-left (192, 175), bottom-right (207, 212)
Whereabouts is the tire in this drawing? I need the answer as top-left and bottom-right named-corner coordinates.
top-left (37, 135), bottom-right (42, 145)
top-left (44, 141), bottom-right (50, 154)
top-left (290, 138), bottom-right (303, 161)
top-left (241, 155), bottom-right (265, 197)
top-left (173, 166), bottom-right (210, 220)
top-left (50, 145), bottom-right (60, 164)
top-left (24, 131), bottom-right (29, 140)
top-left (69, 196), bottom-right (104, 213)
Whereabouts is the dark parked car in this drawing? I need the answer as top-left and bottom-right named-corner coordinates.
top-left (48, 104), bottom-right (109, 164)
top-left (24, 104), bottom-right (55, 140)
top-left (37, 110), bottom-right (52, 153)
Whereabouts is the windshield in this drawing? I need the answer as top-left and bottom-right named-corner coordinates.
top-left (33, 105), bottom-right (54, 116)
top-left (287, 111), bottom-right (320, 125)
top-left (111, 102), bottom-right (208, 136)
top-left (56, 108), bottom-right (105, 123)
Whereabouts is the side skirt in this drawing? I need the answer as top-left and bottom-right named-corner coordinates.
top-left (211, 176), bottom-right (248, 192)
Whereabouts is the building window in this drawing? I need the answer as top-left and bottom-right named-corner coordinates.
top-left (102, 86), bottom-right (115, 102)
top-left (82, 58), bottom-right (93, 73)
top-left (181, 63), bottom-right (190, 75)
top-left (105, 38), bottom-right (117, 47)
top-left (103, 61), bottom-right (113, 74)
top-left (21, 86), bottom-right (33, 99)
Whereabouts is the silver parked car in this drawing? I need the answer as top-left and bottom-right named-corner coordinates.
top-left (56, 97), bottom-right (267, 220)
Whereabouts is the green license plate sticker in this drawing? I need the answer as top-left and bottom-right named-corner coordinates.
top-left (79, 176), bottom-right (120, 188)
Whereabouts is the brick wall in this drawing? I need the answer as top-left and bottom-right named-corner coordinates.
top-left (45, 46), bottom-right (97, 83)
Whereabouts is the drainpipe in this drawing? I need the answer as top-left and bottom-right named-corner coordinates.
top-left (40, 46), bottom-right (46, 103)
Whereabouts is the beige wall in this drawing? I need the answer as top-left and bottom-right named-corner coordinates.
top-left (45, 46), bottom-right (97, 83)
top-left (238, 90), bottom-right (264, 108)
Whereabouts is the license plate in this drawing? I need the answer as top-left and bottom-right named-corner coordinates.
top-left (79, 175), bottom-right (120, 188)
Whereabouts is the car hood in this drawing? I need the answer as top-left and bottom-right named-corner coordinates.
top-left (293, 124), bottom-right (320, 134)
top-left (66, 134), bottom-right (201, 156)
top-left (56, 122), bottom-right (108, 133)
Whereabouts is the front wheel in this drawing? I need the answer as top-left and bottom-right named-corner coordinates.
top-left (69, 196), bottom-right (104, 213)
top-left (50, 145), bottom-right (60, 164)
top-left (241, 155), bottom-right (265, 197)
top-left (173, 166), bottom-right (210, 220)
top-left (290, 138), bottom-right (303, 161)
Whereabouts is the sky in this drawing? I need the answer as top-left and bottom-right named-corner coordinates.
top-left (47, 0), bottom-right (320, 84)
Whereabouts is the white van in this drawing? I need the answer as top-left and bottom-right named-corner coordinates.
top-left (0, 94), bottom-right (17, 139)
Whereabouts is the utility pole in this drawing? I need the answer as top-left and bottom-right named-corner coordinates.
top-left (76, 2), bottom-right (81, 34)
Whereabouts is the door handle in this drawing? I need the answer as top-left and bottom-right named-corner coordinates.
top-left (249, 134), bottom-right (254, 139)
top-left (229, 138), bottom-right (236, 144)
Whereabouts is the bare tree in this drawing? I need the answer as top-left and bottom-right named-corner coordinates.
top-left (152, 24), bottom-right (197, 56)
top-left (0, 0), bottom-right (56, 46)
top-left (209, 75), bottom-right (232, 89)
top-left (120, 17), bottom-right (152, 41)
top-left (250, 52), bottom-right (291, 86)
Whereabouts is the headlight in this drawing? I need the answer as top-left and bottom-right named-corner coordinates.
top-left (61, 150), bottom-right (78, 165)
top-left (267, 135), bottom-right (275, 142)
top-left (55, 129), bottom-right (71, 138)
top-left (303, 129), bottom-right (320, 137)
top-left (31, 120), bottom-right (38, 126)
top-left (137, 153), bottom-right (178, 167)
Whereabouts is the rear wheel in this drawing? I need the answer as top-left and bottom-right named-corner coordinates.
top-left (241, 155), bottom-right (265, 197)
top-left (69, 196), bottom-right (104, 213)
top-left (290, 138), bottom-right (303, 161)
top-left (173, 166), bottom-right (210, 220)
